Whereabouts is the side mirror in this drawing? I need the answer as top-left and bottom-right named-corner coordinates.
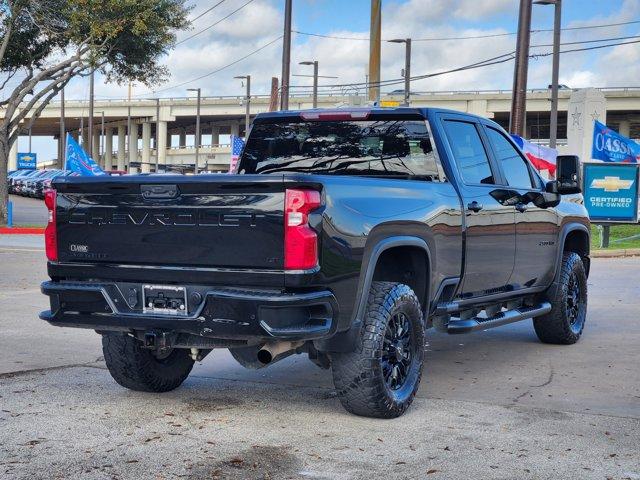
top-left (553, 155), bottom-right (582, 194)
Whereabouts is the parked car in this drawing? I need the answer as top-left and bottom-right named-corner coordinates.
top-left (10, 170), bottom-right (45, 195)
top-left (33, 170), bottom-right (68, 198)
top-left (24, 170), bottom-right (61, 197)
top-left (40, 107), bottom-right (590, 418)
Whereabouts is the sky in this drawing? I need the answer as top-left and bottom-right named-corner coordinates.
top-left (11, 0), bottom-right (640, 158)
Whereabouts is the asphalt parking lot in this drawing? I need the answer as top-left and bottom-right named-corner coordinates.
top-left (8, 195), bottom-right (47, 227)
top-left (0, 239), bottom-right (639, 479)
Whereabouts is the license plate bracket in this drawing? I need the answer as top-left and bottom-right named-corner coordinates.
top-left (142, 285), bottom-right (188, 316)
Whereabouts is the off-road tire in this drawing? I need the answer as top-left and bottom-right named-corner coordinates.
top-left (534, 252), bottom-right (588, 345)
top-left (102, 333), bottom-right (194, 392)
top-left (331, 282), bottom-right (425, 418)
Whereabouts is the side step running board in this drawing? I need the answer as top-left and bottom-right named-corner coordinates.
top-left (446, 302), bottom-right (552, 334)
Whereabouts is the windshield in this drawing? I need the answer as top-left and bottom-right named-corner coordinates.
top-left (239, 119), bottom-right (441, 179)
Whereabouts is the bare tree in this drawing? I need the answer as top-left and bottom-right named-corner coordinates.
top-left (0, 0), bottom-right (189, 224)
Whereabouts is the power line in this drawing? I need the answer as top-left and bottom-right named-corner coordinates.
top-left (136, 36), bottom-right (283, 96)
top-left (291, 37), bottom-right (640, 93)
top-left (190, 0), bottom-right (226, 23)
top-left (293, 19), bottom-right (640, 43)
top-left (531, 33), bottom-right (640, 48)
top-left (127, 32), bottom-right (640, 99)
top-left (176, 0), bottom-right (256, 46)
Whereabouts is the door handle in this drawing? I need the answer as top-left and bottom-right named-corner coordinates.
top-left (515, 202), bottom-right (528, 213)
top-left (467, 201), bottom-right (483, 213)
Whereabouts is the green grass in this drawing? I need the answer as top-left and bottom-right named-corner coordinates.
top-left (591, 224), bottom-right (640, 250)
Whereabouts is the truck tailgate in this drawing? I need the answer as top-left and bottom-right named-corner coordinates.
top-left (53, 175), bottom-right (285, 270)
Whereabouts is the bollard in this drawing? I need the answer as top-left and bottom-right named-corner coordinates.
top-left (7, 200), bottom-right (12, 227)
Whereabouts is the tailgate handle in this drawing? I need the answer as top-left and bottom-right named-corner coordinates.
top-left (141, 184), bottom-right (180, 199)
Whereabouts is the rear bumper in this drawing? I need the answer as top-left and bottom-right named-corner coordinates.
top-left (40, 281), bottom-right (338, 341)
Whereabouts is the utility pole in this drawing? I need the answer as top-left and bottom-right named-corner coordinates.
top-left (388, 38), bottom-right (412, 106)
top-left (269, 77), bottom-right (279, 112)
top-left (88, 70), bottom-right (94, 157)
top-left (280, 0), bottom-right (293, 111)
top-left (59, 89), bottom-right (65, 169)
top-left (368, 0), bottom-right (382, 103)
top-left (187, 88), bottom-right (201, 174)
top-left (299, 61), bottom-right (319, 108)
top-left (534, 0), bottom-right (562, 148)
top-left (234, 75), bottom-right (251, 136)
top-left (509, 0), bottom-right (532, 137)
top-left (155, 98), bottom-right (160, 172)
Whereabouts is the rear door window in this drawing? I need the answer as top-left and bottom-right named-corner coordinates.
top-left (442, 120), bottom-right (495, 185)
top-left (486, 127), bottom-right (534, 189)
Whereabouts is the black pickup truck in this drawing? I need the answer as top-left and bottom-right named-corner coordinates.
top-left (41, 108), bottom-right (590, 418)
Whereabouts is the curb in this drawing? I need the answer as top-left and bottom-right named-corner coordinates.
top-left (592, 248), bottom-right (640, 258)
top-left (0, 227), bottom-right (45, 235)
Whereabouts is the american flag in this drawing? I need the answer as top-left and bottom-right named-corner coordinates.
top-left (229, 135), bottom-right (245, 173)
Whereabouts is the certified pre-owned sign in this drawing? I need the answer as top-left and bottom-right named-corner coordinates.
top-left (583, 163), bottom-right (639, 222)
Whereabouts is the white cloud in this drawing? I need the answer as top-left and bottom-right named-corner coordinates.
top-left (71, 0), bottom-right (638, 100)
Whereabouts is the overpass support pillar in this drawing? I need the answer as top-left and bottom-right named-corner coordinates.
top-left (230, 122), bottom-right (240, 138)
top-left (157, 121), bottom-right (168, 168)
top-left (117, 125), bottom-right (126, 171)
top-left (618, 119), bottom-right (630, 137)
top-left (128, 124), bottom-right (138, 173)
top-left (92, 131), bottom-right (100, 163)
top-left (81, 129), bottom-right (89, 151)
top-left (211, 125), bottom-right (220, 146)
top-left (179, 129), bottom-right (186, 148)
top-left (104, 128), bottom-right (113, 171)
top-left (141, 122), bottom-right (151, 173)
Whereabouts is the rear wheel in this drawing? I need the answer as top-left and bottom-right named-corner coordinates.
top-left (534, 252), bottom-right (588, 344)
top-left (331, 282), bottom-right (425, 418)
top-left (102, 333), bottom-right (194, 392)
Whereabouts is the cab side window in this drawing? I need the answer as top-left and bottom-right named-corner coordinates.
top-left (486, 127), bottom-right (534, 189)
top-left (443, 120), bottom-right (495, 185)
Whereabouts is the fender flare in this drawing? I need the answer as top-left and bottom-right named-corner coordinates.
top-left (352, 236), bottom-right (433, 324)
top-left (553, 222), bottom-right (590, 282)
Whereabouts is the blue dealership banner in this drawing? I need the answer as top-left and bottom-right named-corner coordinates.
top-left (65, 133), bottom-right (105, 176)
top-left (583, 163), bottom-right (639, 222)
top-left (17, 152), bottom-right (37, 169)
top-left (592, 120), bottom-right (640, 163)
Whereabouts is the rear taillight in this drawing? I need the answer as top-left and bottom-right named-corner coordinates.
top-left (284, 188), bottom-right (321, 270)
top-left (44, 189), bottom-right (58, 261)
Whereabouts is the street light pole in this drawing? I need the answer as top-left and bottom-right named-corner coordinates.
top-left (388, 38), bottom-right (412, 106)
top-left (299, 61), bottom-right (319, 108)
top-left (155, 98), bottom-right (160, 172)
top-left (88, 70), bottom-right (94, 157)
top-left (510, 0), bottom-right (533, 137)
top-left (534, 0), bottom-right (562, 148)
top-left (187, 88), bottom-right (201, 174)
top-left (100, 111), bottom-right (105, 162)
top-left (59, 89), bottom-right (65, 169)
top-left (280, 0), bottom-right (293, 111)
top-left (234, 76), bottom-right (251, 137)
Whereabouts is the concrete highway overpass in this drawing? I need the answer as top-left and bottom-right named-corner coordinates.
top-left (4, 86), bottom-right (640, 173)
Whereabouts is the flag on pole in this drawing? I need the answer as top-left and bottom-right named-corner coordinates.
top-left (65, 133), bottom-right (105, 176)
top-left (229, 135), bottom-right (245, 173)
top-left (510, 134), bottom-right (557, 176)
top-left (592, 120), bottom-right (640, 163)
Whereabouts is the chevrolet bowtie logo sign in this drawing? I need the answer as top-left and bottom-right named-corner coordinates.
top-left (590, 176), bottom-right (634, 192)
